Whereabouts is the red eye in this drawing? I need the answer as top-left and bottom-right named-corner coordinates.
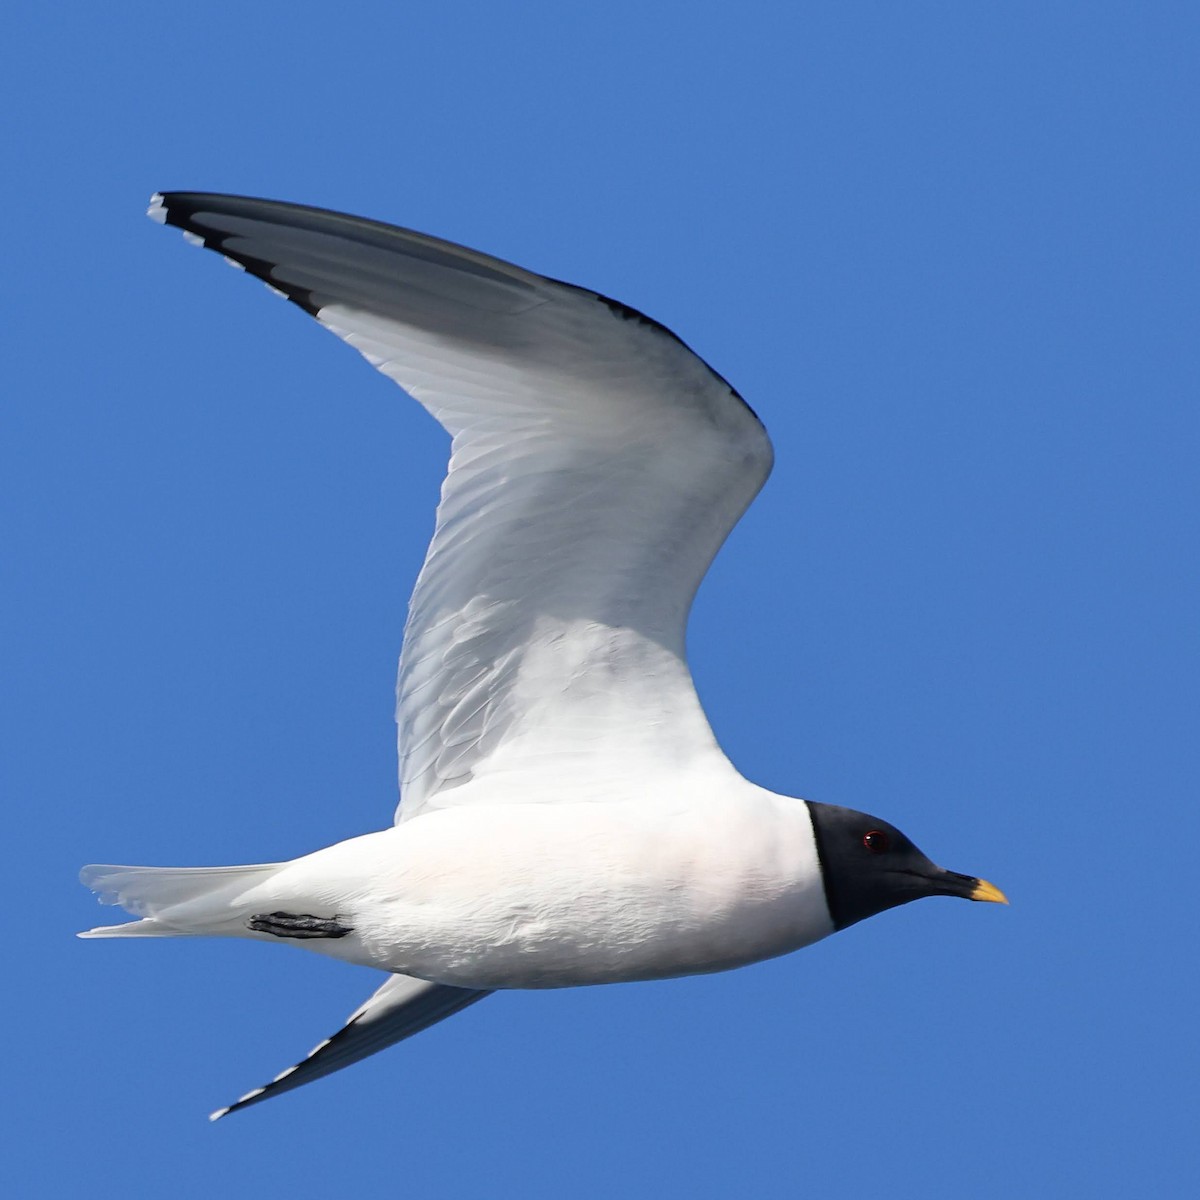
top-left (862, 830), bottom-right (890, 854)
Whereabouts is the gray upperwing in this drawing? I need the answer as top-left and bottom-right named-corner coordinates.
top-left (210, 975), bottom-right (492, 1120)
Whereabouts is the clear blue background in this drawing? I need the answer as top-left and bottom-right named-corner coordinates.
top-left (4, 3), bottom-right (1197, 1196)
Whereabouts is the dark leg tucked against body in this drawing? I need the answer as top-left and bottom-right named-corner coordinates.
top-left (247, 912), bottom-right (354, 939)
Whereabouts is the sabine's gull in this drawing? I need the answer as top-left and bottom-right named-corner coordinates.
top-left (80, 193), bottom-right (1007, 1120)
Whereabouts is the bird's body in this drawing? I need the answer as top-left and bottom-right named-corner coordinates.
top-left (147, 786), bottom-right (828, 989)
top-left (81, 193), bottom-right (1004, 1118)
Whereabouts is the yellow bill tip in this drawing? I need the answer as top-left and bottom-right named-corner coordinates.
top-left (969, 878), bottom-right (1009, 905)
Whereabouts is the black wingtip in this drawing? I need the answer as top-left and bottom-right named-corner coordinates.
top-left (146, 191), bottom-right (322, 316)
top-left (207, 1052), bottom-right (314, 1122)
top-left (146, 190), bottom-right (762, 424)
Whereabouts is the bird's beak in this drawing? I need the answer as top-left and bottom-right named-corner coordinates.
top-left (926, 868), bottom-right (1009, 905)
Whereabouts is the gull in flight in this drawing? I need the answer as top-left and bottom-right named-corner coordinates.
top-left (81, 193), bottom-right (1006, 1120)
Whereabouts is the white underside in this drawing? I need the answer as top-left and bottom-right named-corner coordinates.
top-left (86, 770), bottom-right (833, 989)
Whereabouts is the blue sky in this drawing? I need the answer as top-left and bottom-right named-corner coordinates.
top-left (4, 2), bottom-right (1197, 1195)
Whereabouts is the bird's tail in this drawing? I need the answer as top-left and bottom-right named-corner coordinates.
top-left (77, 861), bottom-right (284, 938)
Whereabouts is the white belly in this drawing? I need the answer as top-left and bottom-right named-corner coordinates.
top-left (268, 791), bottom-right (834, 988)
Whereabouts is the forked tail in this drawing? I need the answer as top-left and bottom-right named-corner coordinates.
top-left (78, 861), bottom-right (284, 938)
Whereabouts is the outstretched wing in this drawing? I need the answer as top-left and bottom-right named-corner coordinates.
top-left (151, 194), bottom-right (773, 821)
top-left (211, 974), bottom-right (490, 1120)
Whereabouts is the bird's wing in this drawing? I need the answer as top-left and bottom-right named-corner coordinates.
top-left (210, 974), bottom-right (491, 1120)
top-left (151, 193), bottom-right (773, 821)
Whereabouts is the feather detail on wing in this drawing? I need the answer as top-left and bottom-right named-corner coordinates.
top-left (210, 974), bottom-right (490, 1120)
top-left (150, 194), bottom-right (773, 820)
